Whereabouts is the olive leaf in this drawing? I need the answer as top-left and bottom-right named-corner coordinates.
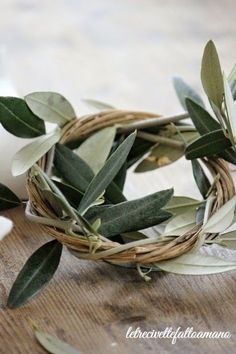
top-left (185, 98), bottom-right (220, 134)
top-left (202, 195), bottom-right (236, 233)
top-left (164, 196), bottom-right (202, 216)
top-left (12, 130), bottom-right (61, 176)
top-left (186, 98), bottom-right (236, 164)
top-left (121, 231), bottom-right (147, 243)
top-left (217, 231), bottom-right (236, 250)
top-left (25, 92), bottom-right (76, 126)
top-left (54, 143), bottom-right (94, 192)
top-left (164, 210), bottom-right (196, 236)
top-left (127, 137), bottom-right (153, 167)
top-left (173, 76), bottom-right (204, 110)
top-left (82, 98), bottom-right (115, 111)
top-left (0, 183), bottom-right (21, 211)
top-left (113, 161), bottom-right (127, 191)
top-left (221, 148), bottom-right (236, 164)
top-left (40, 189), bottom-right (64, 217)
top-left (135, 144), bottom-right (184, 172)
top-left (53, 180), bottom-right (83, 209)
top-left (91, 189), bottom-right (173, 237)
top-left (223, 73), bottom-right (236, 143)
top-left (191, 160), bottom-right (210, 198)
top-left (185, 130), bottom-right (231, 159)
top-left (75, 127), bottom-right (116, 173)
top-left (34, 329), bottom-right (82, 354)
top-left (228, 64), bottom-right (236, 100)
top-left (135, 131), bottom-right (198, 172)
top-left (78, 132), bottom-right (136, 214)
top-left (54, 144), bottom-right (126, 204)
top-left (156, 253), bottom-right (236, 275)
top-left (7, 240), bottom-right (62, 308)
top-left (0, 97), bottom-right (45, 138)
top-left (201, 40), bottom-right (224, 108)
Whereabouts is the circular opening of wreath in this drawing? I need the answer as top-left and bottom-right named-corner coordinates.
top-left (2, 40), bottom-right (236, 308)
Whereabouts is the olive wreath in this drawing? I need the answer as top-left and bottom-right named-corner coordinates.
top-left (1, 40), bottom-right (236, 308)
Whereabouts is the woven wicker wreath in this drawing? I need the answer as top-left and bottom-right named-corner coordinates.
top-left (3, 40), bottom-right (236, 309)
top-left (25, 109), bottom-right (235, 265)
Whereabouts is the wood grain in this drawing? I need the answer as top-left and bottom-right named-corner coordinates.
top-left (1, 207), bottom-right (236, 354)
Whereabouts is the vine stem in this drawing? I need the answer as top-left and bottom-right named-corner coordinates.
top-left (118, 112), bottom-right (189, 133)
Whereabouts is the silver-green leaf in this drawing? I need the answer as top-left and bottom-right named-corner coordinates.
top-left (173, 76), bottom-right (204, 110)
top-left (228, 64), bottom-right (236, 100)
top-left (202, 195), bottom-right (236, 233)
top-left (223, 73), bottom-right (236, 142)
top-left (201, 40), bottom-right (224, 108)
top-left (25, 92), bottom-right (76, 126)
top-left (78, 132), bottom-right (136, 214)
top-left (156, 253), bottom-right (236, 275)
top-left (164, 210), bottom-right (196, 236)
top-left (12, 129), bottom-right (61, 176)
top-left (76, 127), bottom-right (116, 173)
top-left (164, 196), bottom-right (202, 216)
top-left (34, 329), bottom-right (82, 354)
top-left (82, 98), bottom-right (115, 111)
top-left (217, 231), bottom-right (236, 250)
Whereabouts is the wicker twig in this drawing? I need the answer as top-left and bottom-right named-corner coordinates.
top-left (26, 111), bottom-right (235, 265)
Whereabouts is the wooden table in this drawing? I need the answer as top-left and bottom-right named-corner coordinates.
top-left (1, 207), bottom-right (236, 354)
top-left (1, 1), bottom-right (236, 353)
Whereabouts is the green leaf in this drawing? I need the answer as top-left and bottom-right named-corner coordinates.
top-left (75, 127), bottom-right (116, 173)
top-left (156, 253), bottom-right (236, 275)
top-left (0, 97), bottom-right (45, 138)
top-left (113, 161), bottom-right (127, 191)
top-left (164, 210), bottom-right (196, 236)
top-left (202, 195), bottom-right (236, 233)
top-left (92, 189), bottom-right (173, 237)
top-left (121, 231), bottom-right (147, 243)
top-left (201, 40), bottom-right (224, 108)
top-left (25, 92), bottom-right (76, 126)
top-left (164, 196), bottom-right (202, 216)
top-left (185, 98), bottom-right (220, 134)
top-left (0, 183), bottom-right (21, 211)
top-left (220, 148), bottom-right (236, 164)
top-left (53, 180), bottom-right (83, 209)
top-left (34, 329), bottom-right (82, 354)
top-left (191, 160), bottom-right (210, 198)
top-left (7, 240), bottom-right (62, 308)
top-left (54, 144), bottom-right (94, 192)
top-left (135, 131), bottom-right (198, 172)
top-left (54, 144), bottom-right (125, 204)
top-left (82, 98), bottom-right (115, 111)
top-left (12, 130), bottom-right (60, 176)
top-left (127, 137), bottom-right (153, 167)
top-left (185, 98), bottom-right (236, 163)
top-left (40, 189), bottom-right (64, 217)
top-left (185, 130), bottom-right (231, 159)
top-left (217, 231), bottom-right (236, 250)
top-left (173, 76), bottom-right (204, 110)
top-left (228, 64), bottom-right (236, 100)
top-left (223, 73), bottom-right (236, 141)
top-left (78, 132), bottom-right (136, 214)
